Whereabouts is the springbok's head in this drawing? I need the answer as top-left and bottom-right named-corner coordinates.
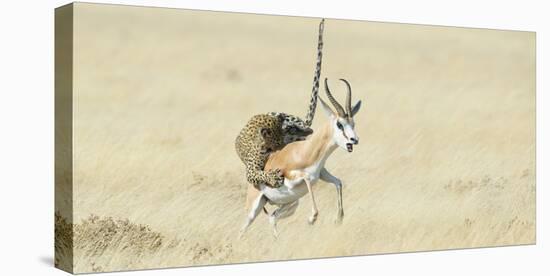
top-left (319, 78), bottom-right (362, 153)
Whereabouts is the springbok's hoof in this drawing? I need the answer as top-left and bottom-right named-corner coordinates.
top-left (335, 211), bottom-right (344, 225)
top-left (308, 215), bottom-right (318, 225)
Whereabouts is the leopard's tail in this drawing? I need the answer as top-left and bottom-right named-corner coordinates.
top-left (304, 18), bottom-right (325, 127)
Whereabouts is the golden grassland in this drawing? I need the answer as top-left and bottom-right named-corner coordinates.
top-left (56, 3), bottom-right (535, 273)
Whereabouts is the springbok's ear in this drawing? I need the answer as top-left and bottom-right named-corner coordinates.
top-left (319, 96), bottom-right (335, 118)
top-left (351, 100), bottom-right (362, 117)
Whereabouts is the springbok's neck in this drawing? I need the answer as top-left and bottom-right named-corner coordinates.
top-left (299, 120), bottom-right (338, 168)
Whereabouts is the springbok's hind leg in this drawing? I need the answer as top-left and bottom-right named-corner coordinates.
top-left (269, 200), bottom-right (299, 238)
top-left (239, 194), bottom-right (267, 239)
top-left (320, 168), bottom-right (344, 224)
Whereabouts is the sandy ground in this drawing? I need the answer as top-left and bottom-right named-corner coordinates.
top-left (61, 3), bottom-right (535, 273)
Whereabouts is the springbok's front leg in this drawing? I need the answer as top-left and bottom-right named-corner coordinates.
top-left (304, 178), bottom-right (319, 225)
top-left (320, 168), bottom-right (344, 224)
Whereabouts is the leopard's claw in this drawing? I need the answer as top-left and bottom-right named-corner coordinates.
top-left (266, 169), bottom-right (284, 188)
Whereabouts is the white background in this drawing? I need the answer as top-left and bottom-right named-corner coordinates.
top-left (0, 0), bottom-right (547, 275)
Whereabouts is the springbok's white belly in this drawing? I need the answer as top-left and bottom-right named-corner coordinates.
top-left (260, 165), bottom-right (322, 205)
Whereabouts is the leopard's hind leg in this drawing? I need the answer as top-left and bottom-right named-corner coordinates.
top-left (268, 200), bottom-right (299, 238)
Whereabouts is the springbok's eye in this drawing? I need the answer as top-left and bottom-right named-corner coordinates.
top-left (336, 122), bottom-right (343, 130)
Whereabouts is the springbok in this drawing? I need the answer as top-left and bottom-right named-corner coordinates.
top-left (240, 78), bottom-right (362, 237)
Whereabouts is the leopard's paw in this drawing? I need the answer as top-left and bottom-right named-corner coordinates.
top-left (266, 169), bottom-right (284, 188)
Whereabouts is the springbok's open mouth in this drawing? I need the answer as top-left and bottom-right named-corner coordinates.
top-left (346, 143), bottom-right (353, 152)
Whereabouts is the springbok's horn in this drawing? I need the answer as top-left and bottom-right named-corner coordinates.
top-left (324, 78), bottom-right (346, 117)
top-left (339, 78), bottom-right (352, 117)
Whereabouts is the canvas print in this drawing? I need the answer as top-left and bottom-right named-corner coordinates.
top-left (55, 2), bottom-right (536, 274)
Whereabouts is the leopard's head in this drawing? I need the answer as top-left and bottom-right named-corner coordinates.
top-left (278, 114), bottom-right (313, 144)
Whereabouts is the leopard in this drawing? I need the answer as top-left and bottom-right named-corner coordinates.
top-left (234, 19), bottom-right (325, 189)
top-left (234, 113), bottom-right (309, 189)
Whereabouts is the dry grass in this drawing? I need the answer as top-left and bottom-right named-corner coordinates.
top-left (58, 3), bottom-right (536, 273)
top-left (54, 212), bottom-right (73, 271)
top-left (55, 212), bottom-right (177, 272)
